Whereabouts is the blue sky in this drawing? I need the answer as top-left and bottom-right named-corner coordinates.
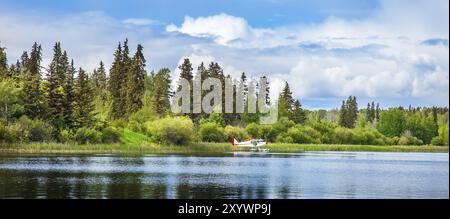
top-left (0, 0), bottom-right (448, 109)
top-left (1, 0), bottom-right (380, 28)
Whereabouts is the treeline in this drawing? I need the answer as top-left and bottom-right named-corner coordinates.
top-left (0, 41), bottom-right (449, 146)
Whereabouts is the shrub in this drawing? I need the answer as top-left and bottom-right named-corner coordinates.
top-left (245, 123), bottom-right (261, 138)
top-left (16, 116), bottom-right (53, 142)
top-left (0, 123), bottom-right (15, 144)
top-left (59, 129), bottom-right (74, 144)
top-left (334, 127), bottom-right (354, 144)
top-left (101, 127), bottom-right (122, 144)
top-left (431, 136), bottom-right (446, 146)
top-left (74, 128), bottom-right (102, 144)
top-left (146, 116), bottom-right (194, 145)
top-left (398, 131), bottom-right (423, 145)
top-left (224, 126), bottom-right (248, 142)
top-left (199, 122), bottom-right (225, 142)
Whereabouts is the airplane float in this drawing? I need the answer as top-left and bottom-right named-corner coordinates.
top-left (232, 138), bottom-right (270, 152)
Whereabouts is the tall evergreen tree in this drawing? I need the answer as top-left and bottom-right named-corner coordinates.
top-left (22, 43), bottom-right (45, 119)
top-left (290, 99), bottom-right (306, 124)
top-left (97, 61), bottom-right (107, 92)
top-left (73, 68), bottom-right (95, 128)
top-left (62, 59), bottom-right (76, 128)
top-left (339, 96), bottom-right (358, 128)
top-left (152, 68), bottom-right (172, 116)
top-left (46, 43), bottom-right (69, 128)
top-left (0, 43), bottom-right (7, 78)
top-left (177, 58), bottom-right (194, 115)
top-left (278, 81), bottom-right (294, 119)
top-left (108, 42), bottom-right (126, 119)
top-left (126, 44), bottom-right (146, 115)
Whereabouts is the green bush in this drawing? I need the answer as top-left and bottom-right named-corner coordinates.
top-left (59, 129), bottom-right (74, 144)
top-left (199, 122), bottom-right (225, 142)
top-left (224, 126), bottom-right (248, 142)
top-left (245, 123), bottom-right (261, 138)
top-left (101, 127), bottom-right (122, 144)
top-left (431, 136), bottom-right (446, 146)
top-left (146, 116), bottom-right (194, 145)
top-left (398, 131), bottom-right (423, 145)
top-left (0, 123), bottom-right (15, 144)
top-left (334, 127), bottom-right (354, 144)
top-left (16, 116), bottom-right (53, 142)
top-left (74, 128), bottom-right (102, 144)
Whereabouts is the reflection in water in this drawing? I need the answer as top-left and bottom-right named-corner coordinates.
top-left (0, 152), bottom-right (448, 199)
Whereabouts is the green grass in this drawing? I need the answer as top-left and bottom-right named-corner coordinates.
top-left (0, 142), bottom-right (447, 154)
top-left (267, 143), bottom-right (449, 153)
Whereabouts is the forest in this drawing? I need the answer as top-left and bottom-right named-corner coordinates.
top-left (0, 40), bottom-right (449, 147)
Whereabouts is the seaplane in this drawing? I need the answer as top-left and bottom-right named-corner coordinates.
top-left (232, 138), bottom-right (270, 152)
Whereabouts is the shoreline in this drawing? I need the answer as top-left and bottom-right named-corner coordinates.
top-left (0, 143), bottom-right (448, 155)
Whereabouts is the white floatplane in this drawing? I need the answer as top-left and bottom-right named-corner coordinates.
top-left (232, 138), bottom-right (270, 152)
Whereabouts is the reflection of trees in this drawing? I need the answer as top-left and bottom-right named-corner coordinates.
top-left (175, 183), bottom-right (273, 199)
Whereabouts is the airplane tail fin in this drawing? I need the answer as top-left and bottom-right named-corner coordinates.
top-left (232, 137), bottom-right (238, 145)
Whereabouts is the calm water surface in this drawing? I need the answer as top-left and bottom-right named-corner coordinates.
top-left (0, 151), bottom-right (448, 199)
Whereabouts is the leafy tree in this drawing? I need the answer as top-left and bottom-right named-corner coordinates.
top-left (377, 108), bottom-right (406, 137)
top-left (0, 79), bottom-right (23, 123)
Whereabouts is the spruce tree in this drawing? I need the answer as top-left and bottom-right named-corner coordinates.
top-left (74, 68), bottom-right (95, 128)
top-left (0, 43), bottom-right (7, 79)
top-left (126, 44), bottom-right (146, 115)
top-left (63, 59), bottom-right (76, 128)
top-left (153, 68), bottom-right (172, 116)
top-left (22, 43), bottom-right (45, 119)
top-left (46, 43), bottom-right (69, 128)
top-left (177, 58), bottom-right (194, 116)
top-left (108, 42), bottom-right (125, 119)
top-left (290, 99), bottom-right (306, 124)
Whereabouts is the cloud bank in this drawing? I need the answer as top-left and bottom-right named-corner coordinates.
top-left (0, 0), bottom-right (448, 108)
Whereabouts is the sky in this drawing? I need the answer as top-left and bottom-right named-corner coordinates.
top-left (0, 0), bottom-right (448, 109)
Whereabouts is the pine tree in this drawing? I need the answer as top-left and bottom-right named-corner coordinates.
top-left (97, 61), bottom-right (107, 92)
top-left (338, 100), bottom-right (347, 127)
top-left (153, 68), bottom-right (172, 116)
top-left (96, 61), bottom-right (108, 106)
top-left (73, 68), bottom-right (95, 128)
top-left (63, 59), bottom-right (76, 128)
top-left (22, 43), bottom-right (45, 119)
top-left (375, 103), bottom-right (381, 122)
top-left (177, 58), bottom-right (194, 115)
top-left (432, 106), bottom-right (439, 137)
top-left (126, 44), bottom-right (146, 115)
top-left (366, 103), bottom-right (372, 123)
top-left (339, 96), bottom-right (358, 128)
top-left (0, 42), bottom-right (7, 79)
top-left (108, 42), bottom-right (125, 119)
top-left (290, 99), bottom-right (306, 124)
top-left (279, 81), bottom-right (294, 119)
top-left (46, 43), bottom-right (69, 128)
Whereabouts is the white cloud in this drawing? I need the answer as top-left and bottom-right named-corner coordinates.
top-left (122, 18), bottom-right (162, 26)
top-left (0, 0), bottom-right (448, 108)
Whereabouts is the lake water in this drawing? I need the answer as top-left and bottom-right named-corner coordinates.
top-left (0, 152), bottom-right (448, 199)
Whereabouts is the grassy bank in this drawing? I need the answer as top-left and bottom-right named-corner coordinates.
top-left (0, 142), bottom-right (448, 154)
